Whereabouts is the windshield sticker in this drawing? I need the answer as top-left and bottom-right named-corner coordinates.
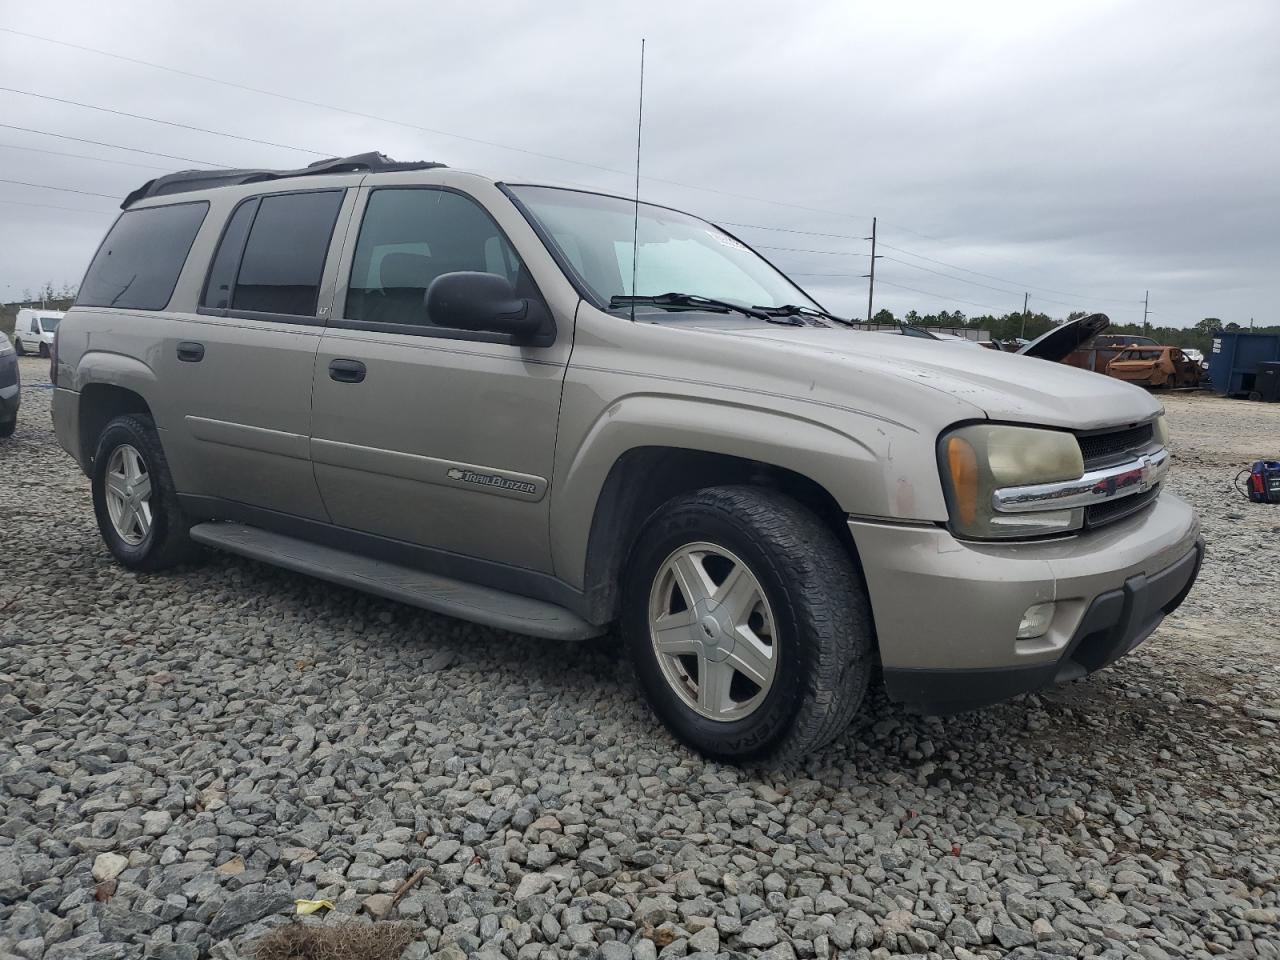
top-left (706, 230), bottom-right (748, 252)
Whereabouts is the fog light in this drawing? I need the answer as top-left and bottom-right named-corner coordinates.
top-left (1017, 602), bottom-right (1056, 640)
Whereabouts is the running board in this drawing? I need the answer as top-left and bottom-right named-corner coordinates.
top-left (188, 522), bottom-right (602, 641)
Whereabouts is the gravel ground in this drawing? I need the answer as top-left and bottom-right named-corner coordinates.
top-left (1, 355), bottom-right (1277, 960)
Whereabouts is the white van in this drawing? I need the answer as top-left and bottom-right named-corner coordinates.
top-left (14, 308), bottom-right (65, 357)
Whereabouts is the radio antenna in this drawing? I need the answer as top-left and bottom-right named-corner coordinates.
top-left (630, 38), bottom-right (646, 323)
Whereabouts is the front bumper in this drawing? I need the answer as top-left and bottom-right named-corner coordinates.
top-left (0, 352), bottom-right (19, 419)
top-left (0, 385), bottom-right (18, 423)
top-left (848, 493), bottom-right (1202, 714)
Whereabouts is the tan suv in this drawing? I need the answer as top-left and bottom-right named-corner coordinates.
top-left (51, 153), bottom-right (1202, 761)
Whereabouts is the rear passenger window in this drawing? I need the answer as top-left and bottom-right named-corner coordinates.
top-left (345, 189), bottom-right (523, 329)
top-left (78, 202), bottom-right (209, 310)
top-left (217, 191), bottom-right (343, 317)
top-left (201, 199), bottom-right (257, 310)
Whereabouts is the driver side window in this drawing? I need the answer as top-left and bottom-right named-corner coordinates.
top-left (345, 188), bottom-right (523, 329)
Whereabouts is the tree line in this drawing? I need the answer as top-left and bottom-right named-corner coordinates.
top-left (868, 308), bottom-right (1277, 354)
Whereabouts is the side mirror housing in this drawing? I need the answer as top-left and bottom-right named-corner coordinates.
top-left (425, 272), bottom-right (542, 341)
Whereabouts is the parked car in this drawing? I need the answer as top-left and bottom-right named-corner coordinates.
top-left (1107, 346), bottom-right (1204, 389)
top-left (0, 332), bottom-right (18, 437)
top-left (13, 308), bottom-right (65, 357)
top-left (50, 153), bottom-right (1203, 761)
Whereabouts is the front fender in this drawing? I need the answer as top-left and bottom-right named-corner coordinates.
top-left (549, 392), bottom-right (944, 590)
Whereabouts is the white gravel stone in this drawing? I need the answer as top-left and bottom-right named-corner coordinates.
top-left (1, 364), bottom-right (1277, 960)
top-left (91, 853), bottom-right (128, 884)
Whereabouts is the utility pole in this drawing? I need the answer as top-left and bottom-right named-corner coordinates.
top-left (864, 216), bottom-right (878, 323)
top-left (1020, 292), bottom-right (1029, 339)
top-left (1142, 290), bottom-right (1149, 334)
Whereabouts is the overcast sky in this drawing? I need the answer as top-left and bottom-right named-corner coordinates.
top-left (1, 0), bottom-right (1276, 327)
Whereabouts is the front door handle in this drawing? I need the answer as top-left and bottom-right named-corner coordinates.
top-left (328, 359), bottom-right (366, 383)
top-left (176, 341), bottom-right (205, 363)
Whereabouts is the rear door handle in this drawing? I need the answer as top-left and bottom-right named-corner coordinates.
top-left (328, 359), bottom-right (366, 383)
top-left (177, 341), bottom-right (205, 363)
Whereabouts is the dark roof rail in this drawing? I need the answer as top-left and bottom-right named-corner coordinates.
top-left (120, 152), bottom-right (446, 209)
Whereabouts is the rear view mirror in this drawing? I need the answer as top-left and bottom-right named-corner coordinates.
top-left (425, 272), bottom-right (541, 340)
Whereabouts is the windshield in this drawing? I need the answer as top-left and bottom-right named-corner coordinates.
top-left (38, 317), bottom-right (61, 332)
top-left (510, 186), bottom-right (819, 312)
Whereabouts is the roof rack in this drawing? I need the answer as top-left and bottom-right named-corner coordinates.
top-left (120, 152), bottom-right (447, 209)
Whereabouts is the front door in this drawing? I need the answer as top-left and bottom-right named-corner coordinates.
top-left (309, 182), bottom-right (570, 573)
top-left (161, 186), bottom-right (356, 521)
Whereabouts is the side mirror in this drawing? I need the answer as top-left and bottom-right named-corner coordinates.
top-left (425, 272), bottom-right (541, 340)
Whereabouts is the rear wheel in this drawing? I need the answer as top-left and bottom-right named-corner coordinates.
top-left (91, 415), bottom-right (196, 570)
top-left (623, 485), bottom-right (873, 762)
top-left (13, 338), bottom-right (25, 356)
top-left (0, 418), bottom-right (14, 438)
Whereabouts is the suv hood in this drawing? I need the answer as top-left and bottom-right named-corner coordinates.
top-left (683, 319), bottom-right (1162, 430)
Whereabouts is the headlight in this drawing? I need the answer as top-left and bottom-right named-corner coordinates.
top-left (940, 424), bottom-right (1084, 540)
top-left (0, 338), bottom-right (12, 357)
top-left (1153, 413), bottom-right (1169, 448)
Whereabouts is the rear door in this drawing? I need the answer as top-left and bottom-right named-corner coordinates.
top-left (158, 184), bottom-right (359, 521)
top-left (308, 177), bottom-right (572, 573)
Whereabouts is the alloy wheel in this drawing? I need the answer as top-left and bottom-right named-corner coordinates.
top-left (104, 444), bottom-right (153, 545)
top-left (647, 541), bottom-right (777, 721)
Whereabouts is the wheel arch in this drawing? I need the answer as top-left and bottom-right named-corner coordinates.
top-left (573, 445), bottom-right (867, 626)
top-left (79, 383), bottom-right (154, 471)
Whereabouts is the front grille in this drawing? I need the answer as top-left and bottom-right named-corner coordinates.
top-left (1077, 423), bottom-right (1154, 469)
top-left (1085, 483), bottom-right (1160, 529)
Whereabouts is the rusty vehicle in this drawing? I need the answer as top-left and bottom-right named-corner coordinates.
top-left (1065, 334), bottom-right (1159, 374)
top-left (1107, 346), bottom-right (1204, 388)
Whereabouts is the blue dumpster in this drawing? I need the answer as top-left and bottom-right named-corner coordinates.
top-left (1207, 332), bottom-right (1280, 397)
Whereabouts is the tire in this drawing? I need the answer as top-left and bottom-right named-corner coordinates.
top-left (13, 339), bottom-right (25, 356)
top-left (0, 418), bottom-right (14, 439)
top-left (91, 414), bottom-right (196, 571)
top-left (38, 343), bottom-right (49, 359)
top-left (623, 485), bottom-right (873, 762)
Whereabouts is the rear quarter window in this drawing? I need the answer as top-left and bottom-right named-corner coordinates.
top-left (77, 202), bottom-right (209, 310)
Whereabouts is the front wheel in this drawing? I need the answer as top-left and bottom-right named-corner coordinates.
top-left (91, 415), bottom-right (196, 571)
top-left (623, 485), bottom-right (873, 762)
top-left (0, 418), bottom-right (14, 439)
top-left (37, 343), bottom-right (49, 359)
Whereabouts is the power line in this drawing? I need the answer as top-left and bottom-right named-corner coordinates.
top-left (765, 245), bottom-right (868, 257)
top-left (0, 26), bottom-right (874, 220)
top-left (861, 277), bottom-right (1010, 313)
top-left (0, 197), bottom-right (115, 215)
top-left (829, 276), bottom-right (1018, 313)
top-left (0, 177), bottom-right (119, 199)
top-left (0, 122), bottom-right (234, 167)
top-left (728, 217), bottom-right (1140, 306)
top-left (877, 239), bottom-right (1141, 305)
top-left (720, 220), bottom-right (863, 241)
top-left (880, 255), bottom-right (1038, 300)
top-left (0, 86), bottom-right (330, 157)
top-left (0, 141), bottom-right (173, 171)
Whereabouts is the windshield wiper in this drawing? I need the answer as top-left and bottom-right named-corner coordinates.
top-left (754, 303), bottom-right (855, 328)
top-left (609, 292), bottom-right (770, 320)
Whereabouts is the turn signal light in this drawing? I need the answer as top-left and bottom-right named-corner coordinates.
top-left (946, 435), bottom-right (979, 526)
